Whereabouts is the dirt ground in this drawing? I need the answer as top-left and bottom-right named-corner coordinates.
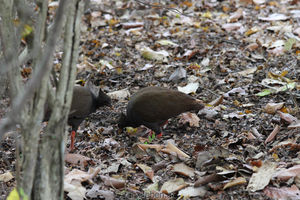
top-left (1, 0), bottom-right (300, 199)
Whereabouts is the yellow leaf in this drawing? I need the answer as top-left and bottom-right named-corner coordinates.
top-left (22, 24), bottom-right (33, 38)
top-left (202, 12), bottom-right (212, 18)
top-left (7, 188), bottom-right (28, 200)
top-left (280, 70), bottom-right (288, 77)
top-left (7, 188), bottom-right (20, 200)
top-left (126, 127), bottom-right (137, 135)
top-left (115, 67), bottom-right (123, 75)
top-left (272, 153), bottom-right (279, 161)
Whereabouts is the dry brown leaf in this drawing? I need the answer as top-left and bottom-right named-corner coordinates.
top-left (247, 161), bottom-right (277, 192)
top-left (264, 185), bottom-right (300, 200)
top-left (229, 8), bottom-right (243, 22)
top-left (137, 143), bottom-right (164, 152)
top-left (65, 153), bottom-right (94, 168)
top-left (64, 180), bottom-right (86, 200)
top-left (172, 163), bottom-right (195, 178)
top-left (160, 178), bottom-right (188, 194)
top-left (194, 174), bottom-right (223, 187)
top-left (64, 168), bottom-right (101, 200)
top-left (269, 140), bottom-right (300, 153)
top-left (245, 43), bottom-right (259, 51)
top-left (162, 141), bottom-right (190, 158)
top-left (100, 175), bottom-right (125, 189)
top-left (223, 177), bottom-right (247, 189)
top-left (264, 102), bottom-right (284, 114)
top-left (265, 125), bottom-right (280, 144)
top-left (179, 112), bottom-right (200, 127)
top-left (288, 120), bottom-right (300, 129)
top-left (86, 184), bottom-right (115, 199)
top-left (209, 95), bottom-right (223, 106)
top-left (178, 186), bottom-right (207, 198)
top-left (273, 165), bottom-right (300, 181)
top-left (222, 23), bottom-right (242, 32)
top-left (137, 164), bottom-right (154, 182)
top-left (0, 171), bottom-right (14, 182)
top-left (122, 22), bottom-right (144, 29)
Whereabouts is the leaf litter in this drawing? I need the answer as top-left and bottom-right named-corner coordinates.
top-left (1, 0), bottom-right (300, 199)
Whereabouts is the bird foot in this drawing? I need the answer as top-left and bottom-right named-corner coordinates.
top-left (156, 132), bottom-right (163, 138)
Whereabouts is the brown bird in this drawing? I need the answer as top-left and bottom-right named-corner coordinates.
top-left (45, 85), bottom-right (111, 150)
top-left (118, 87), bottom-right (204, 137)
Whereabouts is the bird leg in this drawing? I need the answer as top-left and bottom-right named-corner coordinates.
top-left (70, 130), bottom-right (76, 151)
top-left (147, 130), bottom-right (162, 140)
top-left (156, 132), bottom-right (163, 138)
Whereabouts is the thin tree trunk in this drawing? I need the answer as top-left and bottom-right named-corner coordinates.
top-left (33, 0), bottom-right (84, 199)
top-left (0, 0), bottom-right (85, 199)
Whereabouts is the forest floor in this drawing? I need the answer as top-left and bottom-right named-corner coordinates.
top-left (1, 0), bottom-right (300, 199)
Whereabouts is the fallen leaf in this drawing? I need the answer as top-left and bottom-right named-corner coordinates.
top-left (160, 178), bottom-right (188, 194)
top-left (288, 120), bottom-right (300, 129)
top-left (137, 143), bottom-right (164, 152)
top-left (156, 39), bottom-right (178, 47)
top-left (99, 59), bottom-right (114, 70)
top-left (264, 185), bottom-right (300, 200)
top-left (86, 184), bottom-right (115, 199)
top-left (64, 180), bottom-right (86, 200)
top-left (64, 168), bottom-right (100, 200)
top-left (259, 13), bottom-right (289, 21)
top-left (0, 171), bottom-right (14, 182)
top-left (168, 67), bottom-right (186, 82)
top-left (179, 112), bottom-right (200, 127)
top-left (137, 164), bottom-right (154, 182)
top-left (265, 125), bottom-right (280, 144)
top-left (100, 175), bottom-right (125, 189)
top-left (178, 186), bottom-right (206, 198)
top-left (273, 165), bottom-right (300, 181)
top-left (223, 177), bottom-right (247, 189)
top-left (224, 87), bottom-right (247, 98)
top-left (229, 8), bottom-right (243, 22)
top-left (162, 141), bottom-right (190, 158)
top-left (209, 96), bottom-right (223, 107)
top-left (247, 161), bottom-right (277, 192)
top-left (237, 67), bottom-right (257, 76)
top-left (65, 153), bottom-right (93, 168)
top-left (107, 89), bottom-right (130, 100)
top-left (222, 23), bottom-right (242, 32)
top-left (277, 111), bottom-right (296, 123)
top-left (122, 22), bottom-right (144, 29)
top-left (177, 82), bottom-right (199, 94)
top-left (194, 174), bottom-right (223, 187)
top-left (264, 102), bottom-right (284, 114)
top-left (140, 47), bottom-right (169, 62)
top-left (172, 163), bottom-right (195, 178)
top-left (7, 188), bottom-right (28, 200)
top-left (140, 63), bottom-right (154, 71)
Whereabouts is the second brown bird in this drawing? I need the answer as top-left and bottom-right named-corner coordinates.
top-left (118, 86), bottom-right (204, 137)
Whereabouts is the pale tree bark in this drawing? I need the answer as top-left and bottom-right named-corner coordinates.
top-left (0, 0), bottom-right (85, 199)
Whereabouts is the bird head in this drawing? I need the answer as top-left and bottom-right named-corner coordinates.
top-left (96, 89), bottom-right (112, 107)
top-left (118, 113), bottom-right (128, 129)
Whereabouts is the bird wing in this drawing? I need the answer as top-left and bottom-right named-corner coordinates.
top-left (129, 89), bottom-right (195, 123)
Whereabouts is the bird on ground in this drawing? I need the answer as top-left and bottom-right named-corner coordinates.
top-left (118, 86), bottom-right (204, 138)
top-left (45, 85), bottom-right (111, 151)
